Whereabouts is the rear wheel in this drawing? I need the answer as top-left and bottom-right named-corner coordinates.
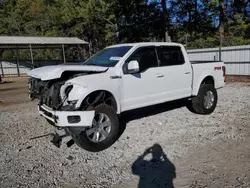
top-left (188, 84), bottom-right (218, 115)
top-left (73, 104), bottom-right (119, 152)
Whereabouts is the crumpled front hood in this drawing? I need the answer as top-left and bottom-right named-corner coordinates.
top-left (27, 64), bottom-right (108, 81)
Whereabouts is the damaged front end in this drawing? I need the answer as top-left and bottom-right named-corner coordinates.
top-left (28, 75), bottom-right (95, 128)
top-left (28, 71), bottom-right (99, 147)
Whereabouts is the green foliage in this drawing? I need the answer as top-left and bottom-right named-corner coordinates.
top-left (0, 0), bottom-right (250, 60)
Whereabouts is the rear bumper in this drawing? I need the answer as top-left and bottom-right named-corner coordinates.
top-left (38, 104), bottom-right (95, 127)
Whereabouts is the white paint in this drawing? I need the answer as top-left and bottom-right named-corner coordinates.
top-left (27, 64), bottom-right (108, 80)
top-left (127, 60), bottom-right (139, 72)
top-left (110, 56), bottom-right (122, 61)
top-left (191, 63), bottom-right (225, 95)
top-left (38, 104), bottom-right (95, 127)
top-left (64, 42), bottom-right (225, 113)
top-left (29, 42), bottom-right (225, 128)
top-left (66, 67), bottom-right (123, 113)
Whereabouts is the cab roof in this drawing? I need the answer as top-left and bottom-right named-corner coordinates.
top-left (107, 42), bottom-right (182, 48)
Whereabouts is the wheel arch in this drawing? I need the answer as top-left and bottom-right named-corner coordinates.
top-left (79, 89), bottom-right (121, 114)
top-left (201, 76), bottom-right (215, 86)
top-left (193, 75), bottom-right (215, 96)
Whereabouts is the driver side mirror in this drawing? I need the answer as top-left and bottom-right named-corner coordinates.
top-left (127, 60), bottom-right (139, 74)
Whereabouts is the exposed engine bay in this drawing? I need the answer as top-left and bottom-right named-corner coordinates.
top-left (29, 71), bottom-right (100, 110)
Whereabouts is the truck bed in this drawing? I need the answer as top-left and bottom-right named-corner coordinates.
top-left (191, 61), bottom-right (221, 64)
top-left (191, 61), bottom-right (225, 96)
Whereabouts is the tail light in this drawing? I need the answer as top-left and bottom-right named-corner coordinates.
top-left (222, 66), bottom-right (226, 77)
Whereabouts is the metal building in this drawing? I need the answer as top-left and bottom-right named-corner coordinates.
top-left (0, 36), bottom-right (89, 76)
top-left (187, 45), bottom-right (250, 76)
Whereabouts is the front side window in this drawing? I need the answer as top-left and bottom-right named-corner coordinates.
top-left (83, 46), bottom-right (132, 67)
top-left (124, 46), bottom-right (158, 73)
top-left (157, 46), bottom-right (185, 66)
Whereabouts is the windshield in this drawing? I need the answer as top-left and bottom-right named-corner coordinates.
top-left (83, 46), bottom-right (132, 67)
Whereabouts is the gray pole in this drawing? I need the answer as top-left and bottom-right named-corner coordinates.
top-left (219, 35), bottom-right (222, 61)
top-left (29, 44), bottom-right (34, 68)
top-left (219, 0), bottom-right (224, 62)
top-left (83, 45), bottom-right (86, 60)
top-left (62, 44), bottom-right (66, 63)
top-left (77, 44), bottom-right (80, 61)
top-left (89, 43), bottom-right (92, 57)
top-left (165, 31), bottom-right (171, 42)
top-left (185, 34), bottom-right (188, 48)
top-left (0, 60), bottom-right (4, 77)
top-left (115, 23), bottom-right (119, 43)
top-left (16, 47), bottom-right (20, 77)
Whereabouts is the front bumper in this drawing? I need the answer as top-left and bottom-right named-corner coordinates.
top-left (38, 104), bottom-right (95, 127)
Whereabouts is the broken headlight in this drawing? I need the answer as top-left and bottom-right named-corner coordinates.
top-left (60, 83), bottom-right (73, 100)
top-left (65, 85), bottom-right (73, 97)
top-left (68, 100), bottom-right (78, 106)
top-left (61, 99), bottom-right (78, 111)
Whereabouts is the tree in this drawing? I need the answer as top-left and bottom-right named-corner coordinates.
top-left (170, 0), bottom-right (215, 42)
top-left (105, 0), bottom-right (165, 42)
top-left (161, 0), bottom-right (171, 41)
top-left (1, 0), bottom-right (250, 57)
top-left (219, 0), bottom-right (225, 60)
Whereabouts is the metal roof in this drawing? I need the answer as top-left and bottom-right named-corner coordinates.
top-left (0, 36), bottom-right (88, 49)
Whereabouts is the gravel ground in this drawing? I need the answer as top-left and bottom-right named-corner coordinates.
top-left (0, 80), bottom-right (250, 188)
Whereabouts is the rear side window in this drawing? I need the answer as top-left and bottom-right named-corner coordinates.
top-left (157, 46), bottom-right (185, 66)
top-left (125, 46), bottom-right (158, 73)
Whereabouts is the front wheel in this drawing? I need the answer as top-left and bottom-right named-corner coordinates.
top-left (73, 104), bottom-right (119, 152)
top-left (188, 84), bottom-right (218, 115)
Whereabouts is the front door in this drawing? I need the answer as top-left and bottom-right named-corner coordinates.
top-left (121, 46), bottom-right (162, 111)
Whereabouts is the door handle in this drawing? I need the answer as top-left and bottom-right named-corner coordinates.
top-left (184, 72), bottom-right (191, 74)
top-left (157, 74), bottom-right (164, 78)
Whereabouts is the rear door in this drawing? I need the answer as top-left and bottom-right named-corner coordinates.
top-left (156, 45), bottom-right (192, 100)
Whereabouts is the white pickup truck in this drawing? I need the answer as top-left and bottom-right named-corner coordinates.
top-left (28, 42), bottom-right (225, 152)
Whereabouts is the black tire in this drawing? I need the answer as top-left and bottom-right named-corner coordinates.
top-left (73, 104), bottom-right (119, 152)
top-left (188, 84), bottom-right (218, 115)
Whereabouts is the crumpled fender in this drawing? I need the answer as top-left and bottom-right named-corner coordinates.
top-left (64, 68), bottom-right (122, 114)
top-left (67, 84), bottom-right (122, 114)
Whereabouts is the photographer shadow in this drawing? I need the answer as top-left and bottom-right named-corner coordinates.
top-left (132, 144), bottom-right (176, 188)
